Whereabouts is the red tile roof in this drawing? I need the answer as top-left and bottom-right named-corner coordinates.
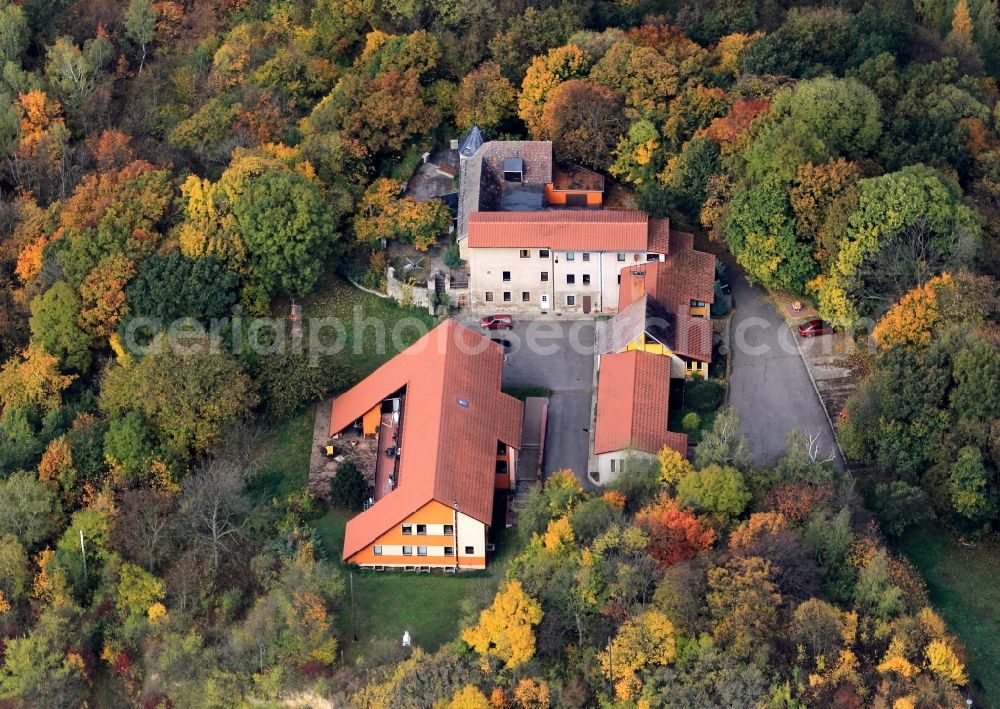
top-left (672, 312), bottom-right (714, 362)
top-left (618, 230), bottom-right (716, 313)
top-left (467, 210), bottom-right (650, 250)
top-left (593, 350), bottom-right (688, 455)
top-left (332, 321), bottom-right (523, 559)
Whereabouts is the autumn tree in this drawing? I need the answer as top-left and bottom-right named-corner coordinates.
top-left (538, 79), bottom-right (626, 170)
top-left (99, 347), bottom-right (256, 459)
top-left (455, 62), bottom-right (515, 133)
top-left (601, 609), bottom-right (677, 699)
top-left (353, 178), bottom-right (450, 251)
top-left (462, 580), bottom-right (542, 669)
top-left (791, 598), bottom-right (844, 666)
top-left (872, 274), bottom-right (952, 350)
top-left (589, 40), bottom-right (679, 122)
top-left (0, 345), bottom-right (75, 416)
top-left (658, 445), bottom-right (694, 487)
top-left (707, 556), bottom-right (782, 662)
top-left (78, 254), bottom-right (136, 340)
top-left (635, 495), bottom-right (716, 567)
top-left (518, 45), bottom-right (591, 137)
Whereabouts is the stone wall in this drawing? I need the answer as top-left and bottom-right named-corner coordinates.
top-left (386, 266), bottom-right (435, 314)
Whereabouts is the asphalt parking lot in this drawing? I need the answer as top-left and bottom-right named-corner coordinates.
top-left (477, 318), bottom-right (597, 487)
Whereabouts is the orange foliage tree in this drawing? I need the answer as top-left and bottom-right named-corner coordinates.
top-left (871, 273), bottom-right (953, 351)
top-left (78, 254), bottom-right (137, 339)
top-left (518, 45), bottom-right (591, 137)
top-left (634, 495), bottom-right (716, 567)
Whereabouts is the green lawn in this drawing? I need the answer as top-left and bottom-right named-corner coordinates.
top-left (668, 407), bottom-right (717, 444)
top-left (295, 272), bottom-right (438, 378)
top-left (248, 409), bottom-right (314, 501)
top-left (896, 524), bottom-right (1000, 705)
top-left (313, 507), bottom-right (514, 663)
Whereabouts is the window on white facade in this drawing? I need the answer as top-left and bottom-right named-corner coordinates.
top-left (617, 253), bottom-right (626, 262)
top-left (582, 274), bottom-right (591, 285)
top-left (444, 524), bottom-right (454, 535)
top-left (610, 459), bottom-right (615, 472)
top-left (503, 291), bottom-right (511, 302)
top-left (582, 252), bottom-right (590, 262)
top-left (502, 271), bottom-right (511, 281)
top-left (417, 546), bottom-right (427, 556)
top-left (464, 546), bottom-right (475, 554)
top-left (402, 546), bottom-right (413, 555)
top-left (373, 546), bottom-right (383, 555)
top-left (519, 249), bottom-right (530, 258)
top-left (541, 271), bottom-right (549, 282)
top-left (445, 546), bottom-right (454, 555)
top-left (540, 249), bottom-right (550, 257)
top-left (485, 292), bottom-right (493, 302)
top-left (567, 295), bottom-right (576, 306)
top-left (522, 292), bottom-right (530, 302)
top-left (402, 524), bottom-right (412, 535)
top-left (416, 524), bottom-right (427, 534)
top-left (566, 274), bottom-right (575, 284)
top-left (566, 252), bottom-right (576, 261)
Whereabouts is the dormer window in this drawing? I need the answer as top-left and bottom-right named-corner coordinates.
top-left (502, 157), bottom-right (523, 182)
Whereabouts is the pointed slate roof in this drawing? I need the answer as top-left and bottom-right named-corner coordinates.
top-left (458, 125), bottom-right (485, 158)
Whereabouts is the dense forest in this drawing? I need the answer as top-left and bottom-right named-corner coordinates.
top-left (0, 0), bottom-right (996, 705)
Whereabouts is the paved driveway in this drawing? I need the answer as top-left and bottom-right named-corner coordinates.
top-left (484, 319), bottom-right (597, 487)
top-left (727, 271), bottom-right (845, 470)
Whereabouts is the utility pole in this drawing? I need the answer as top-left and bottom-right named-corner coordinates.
top-left (79, 529), bottom-right (87, 584)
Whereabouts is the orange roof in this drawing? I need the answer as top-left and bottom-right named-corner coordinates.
top-left (593, 350), bottom-right (688, 456)
top-left (619, 230), bottom-right (716, 313)
top-left (467, 210), bottom-right (650, 250)
top-left (332, 321), bottom-right (523, 559)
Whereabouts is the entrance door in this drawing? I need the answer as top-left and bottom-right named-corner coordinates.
top-left (582, 295), bottom-right (592, 313)
top-left (540, 293), bottom-right (550, 311)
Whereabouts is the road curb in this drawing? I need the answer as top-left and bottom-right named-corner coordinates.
top-left (790, 330), bottom-right (850, 472)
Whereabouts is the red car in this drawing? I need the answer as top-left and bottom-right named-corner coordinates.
top-left (480, 314), bottom-right (514, 330)
top-left (798, 319), bottom-right (833, 337)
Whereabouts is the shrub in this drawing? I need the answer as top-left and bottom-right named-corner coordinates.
top-left (682, 412), bottom-right (701, 434)
top-left (443, 244), bottom-right (465, 268)
top-left (686, 379), bottom-right (725, 412)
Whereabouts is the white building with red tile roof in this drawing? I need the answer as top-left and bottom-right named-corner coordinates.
top-left (329, 320), bottom-right (523, 570)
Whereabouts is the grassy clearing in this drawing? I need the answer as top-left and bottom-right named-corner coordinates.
top-left (896, 524), bottom-right (1000, 704)
top-left (313, 507), bottom-right (515, 662)
top-left (297, 272), bottom-right (437, 378)
top-left (249, 409), bottom-right (314, 500)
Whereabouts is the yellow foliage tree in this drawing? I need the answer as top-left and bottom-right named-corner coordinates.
top-left (925, 639), bottom-right (967, 685)
top-left (541, 515), bottom-right (574, 552)
top-left (462, 580), bottom-right (543, 669)
top-left (0, 345), bottom-right (75, 416)
top-left (600, 609), bottom-right (677, 700)
top-left (447, 684), bottom-right (491, 709)
top-left (872, 274), bottom-right (952, 350)
top-left (658, 445), bottom-right (694, 487)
